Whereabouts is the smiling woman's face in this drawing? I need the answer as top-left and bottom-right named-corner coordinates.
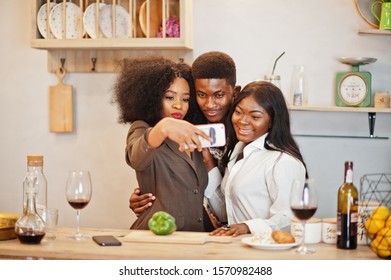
top-left (231, 95), bottom-right (271, 143)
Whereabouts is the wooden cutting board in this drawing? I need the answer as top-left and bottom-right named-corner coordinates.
top-left (49, 67), bottom-right (73, 132)
top-left (123, 230), bottom-right (233, 245)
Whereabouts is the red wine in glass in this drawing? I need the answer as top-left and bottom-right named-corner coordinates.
top-left (290, 178), bottom-right (318, 254)
top-left (291, 206), bottom-right (317, 220)
top-left (68, 199), bottom-right (90, 210)
top-left (65, 170), bottom-right (92, 240)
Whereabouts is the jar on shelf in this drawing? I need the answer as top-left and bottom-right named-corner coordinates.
top-left (264, 74), bottom-right (281, 89)
top-left (290, 65), bottom-right (307, 106)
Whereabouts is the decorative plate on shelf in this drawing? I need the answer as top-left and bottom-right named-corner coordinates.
top-left (99, 4), bottom-right (131, 38)
top-left (139, 0), bottom-right (162, 37)
top-left (241, 237), bottom-right (298, 250)
top-left (83, 3), bottom-right (106, 39)
top-left (49, 2), bottom-right (85, 39)
top-left (37, 2), bottom-right (56, 38)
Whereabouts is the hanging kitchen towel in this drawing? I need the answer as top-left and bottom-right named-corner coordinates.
top-left (49, 67), bottom-right (73, 132)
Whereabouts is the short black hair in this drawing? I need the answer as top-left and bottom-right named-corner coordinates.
top-left (191, 51), bottom-right (237, 87)
top-left (112, 56), bottom-right (195, 126)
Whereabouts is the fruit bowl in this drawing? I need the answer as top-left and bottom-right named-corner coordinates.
top-left (360, 173), bottom-right (391, 259)
top-left (365, 206), bottom-right (391, 259)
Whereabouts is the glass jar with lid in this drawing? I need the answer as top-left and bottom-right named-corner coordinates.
top-left (264, 74), bottom-right (281, 89)
top-left (23, 155), bottom-right (47, 213)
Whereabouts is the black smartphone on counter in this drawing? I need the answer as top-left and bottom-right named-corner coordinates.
top-left (92, 235), bottom-right (122, 246)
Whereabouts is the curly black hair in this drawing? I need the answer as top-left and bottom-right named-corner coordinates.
top-left (112, 56), bottom-right (197, 126)
top-left (191, 51), bottom-right (237, 87)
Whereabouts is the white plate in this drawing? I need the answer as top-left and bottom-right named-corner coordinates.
top-left (83, 3), bottom-right (106, 39)
top-left (241, 237), bottom-right (298, 250)
top-left (49, 2), bottom-right (84, 39)
top-left (37, 2), bottom-right (56, 38)
top-left (99, 4), bottom-right (131, 38)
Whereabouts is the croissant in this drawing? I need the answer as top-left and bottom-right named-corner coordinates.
top-left (272, 230), bottom-right (296, 244)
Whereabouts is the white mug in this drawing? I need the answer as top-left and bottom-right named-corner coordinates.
top-left (322, 218), bottom-right (337, 244)
top-left (291, 218), bottom-right (322, 244)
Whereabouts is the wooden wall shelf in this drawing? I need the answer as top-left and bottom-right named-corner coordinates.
top-left (32, 0), bottom-right (193, 72)
top-left (358, 29), bottom-right (391, 36)
top-left (31, 38), bottom-right (193, 50)
top-left (45, 49), bottom-right (192, 72)
top-left (288, 106), bottom-right (391, 113)
top-left (289, 106), bottom-right (391, 139)
top-left (292, 134), bottom-right (388, 140)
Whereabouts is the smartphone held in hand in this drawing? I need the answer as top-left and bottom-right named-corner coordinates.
top-left (196, 123), bottom-right (226, 148)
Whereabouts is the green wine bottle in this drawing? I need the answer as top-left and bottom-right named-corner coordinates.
top-left (337, 161), bottom-right (358, 249)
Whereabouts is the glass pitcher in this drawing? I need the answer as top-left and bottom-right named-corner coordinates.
top-left (15, 175), bottom-right (45, 244)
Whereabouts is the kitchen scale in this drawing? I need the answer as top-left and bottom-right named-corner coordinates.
top-left (335, 57), bottom-right (377, 107)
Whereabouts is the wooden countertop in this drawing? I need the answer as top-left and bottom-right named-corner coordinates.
top-left (0, 227), bottom-right (380, 260)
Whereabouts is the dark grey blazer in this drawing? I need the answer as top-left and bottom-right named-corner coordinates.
top-left (126, 120), bottom-right (208, 232)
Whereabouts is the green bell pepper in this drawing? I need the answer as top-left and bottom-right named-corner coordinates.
top-left (148, 211), bottom-right (177, 235)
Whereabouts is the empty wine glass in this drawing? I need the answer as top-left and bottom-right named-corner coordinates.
top-left (290, 178), bottom-right (318, 254)
top-left (65, 170), bottom-right (92, 240)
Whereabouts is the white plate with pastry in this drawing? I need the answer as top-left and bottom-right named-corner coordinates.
top-left (242, 230), bottom-right (298, 250)
top-left (241, 237), bottom-right (298, 250)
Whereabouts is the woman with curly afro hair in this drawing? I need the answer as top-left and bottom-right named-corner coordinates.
top-left (112, 56), bottom-right (211, 231)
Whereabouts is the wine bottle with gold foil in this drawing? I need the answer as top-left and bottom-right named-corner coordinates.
top-left (336, 161), bottom-right (358, 249)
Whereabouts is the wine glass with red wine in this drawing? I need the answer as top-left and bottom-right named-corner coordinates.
top-left (290, 178), bottom-right (318, 254)
top-left (65, 170), bottom-right (92, 240)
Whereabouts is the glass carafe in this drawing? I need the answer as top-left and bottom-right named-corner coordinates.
top-left (15, 174), bottom-right (46, 244)
top-left (23, 155), bottom-right (47, 213)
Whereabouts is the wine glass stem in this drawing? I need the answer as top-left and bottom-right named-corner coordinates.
top-left (76, 210), bottom-right (81, 236)
top-left (301, 221), bottom-right (306, 250)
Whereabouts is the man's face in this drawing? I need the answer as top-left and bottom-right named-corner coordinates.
top-left (195, 79), bottom-right (236, 123)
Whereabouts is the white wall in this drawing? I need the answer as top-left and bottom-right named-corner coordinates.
top-left (1, 0), bottom-right (390, 229)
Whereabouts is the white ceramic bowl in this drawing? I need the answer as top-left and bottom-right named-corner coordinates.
top-left (291, 217), bottom-right (322, 244)
top-left (321, 217), bottom-right (337, 244)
